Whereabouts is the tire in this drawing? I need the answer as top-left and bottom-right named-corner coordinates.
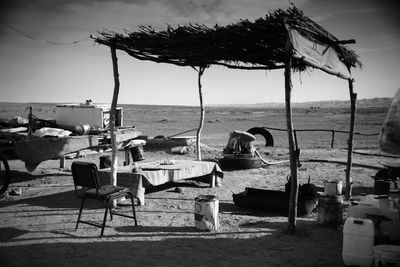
top-left (247, 127), bottom-right (274, 146)
top-left (219, 156), bottom-right (263, 171)
top-left (0, 157), bottom-right (10, 195)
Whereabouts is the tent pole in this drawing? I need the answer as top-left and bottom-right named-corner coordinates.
top-left (110, 46), bottom-right (120, 187)
top-left (345, 78), bottom-right (356, 200)
top-left (285, 38), bottom-right (298, 234)
top-left (196, 67), bottom-right (206, 161)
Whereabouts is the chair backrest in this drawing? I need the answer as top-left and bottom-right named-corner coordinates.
top-left (71, 161), bottom-right (100, 191)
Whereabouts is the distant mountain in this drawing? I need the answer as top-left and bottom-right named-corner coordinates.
top-left (210, 97), bottom-right (393, 108)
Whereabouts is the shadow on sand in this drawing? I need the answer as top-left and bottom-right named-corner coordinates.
top-left (1, 215), bottom-right (343, 267)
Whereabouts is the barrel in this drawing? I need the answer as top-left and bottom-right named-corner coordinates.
top-left (194, 195), bottom-right (219, 231)
top-left (318, 195), bottom-right (343, 227)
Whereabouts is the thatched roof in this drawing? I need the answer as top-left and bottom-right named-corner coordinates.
top-left (94, 6), bottom-right (361, 72)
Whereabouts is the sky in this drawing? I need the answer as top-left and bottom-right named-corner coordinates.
top-left (0, 0), bottom-right (399, 105)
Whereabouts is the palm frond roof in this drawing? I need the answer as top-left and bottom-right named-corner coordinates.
top-left (94, 6), bottom-right (361, 72)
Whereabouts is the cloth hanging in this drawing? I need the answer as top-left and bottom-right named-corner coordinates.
top-left (379, 89), bottom-right (400, 155)
top-left (287, 28), bottom-right (351, 80)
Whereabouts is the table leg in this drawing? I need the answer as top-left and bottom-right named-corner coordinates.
top-left (124, 146), bottom-right (130, 166)
top-left (209, 172), bottom-right (216, 188)
top-left (135, 177), bottom-right (145, 205)
top-left (59, 157), bottom-right (65, 169)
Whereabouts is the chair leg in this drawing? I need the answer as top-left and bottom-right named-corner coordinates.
top-left (130, 193), bottom-right (138, 226)
top-left (108, 201), bottom-right (113, 221)
top-left (100, 201), bottom-right (110, 236)
top-left (76, 198), bottom-right (86, 231)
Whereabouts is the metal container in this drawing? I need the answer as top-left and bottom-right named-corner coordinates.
top-left (194, 195), bottom-right (219, 231)
top-left (324, 180), bottom-right (343, 196)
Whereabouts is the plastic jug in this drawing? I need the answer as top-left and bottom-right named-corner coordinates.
top-left (342, 217), bottom-right (375, 267)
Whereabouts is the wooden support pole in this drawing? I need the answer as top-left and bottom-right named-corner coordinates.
top-left (285, 38), bottom-right (298, 234)
top-left (110, 46), bottom-right (120, 186)
top-left (28, 106), bottom-right (33, 137)
top-left (59, 157), bottom-right (65, 169)
top-left (294, 130), bottom-right (298, 151)
top-left (345, 78), bottom-right (357, 200)
top-left (196, 66), bottom-right (206, 161)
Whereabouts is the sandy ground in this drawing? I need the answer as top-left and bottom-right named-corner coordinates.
top-left (0, 145), bottom-right (396, 266)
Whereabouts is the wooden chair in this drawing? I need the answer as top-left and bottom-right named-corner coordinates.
top-left (71, 161), bottom-right (138, 236)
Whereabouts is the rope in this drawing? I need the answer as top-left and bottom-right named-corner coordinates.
top-left (1, 20), bottom-right (90, 45)
top-left (166, 128), bottom-right (197, 139)
top-left (254, 150), bottom-right (289, 165)
top-left (303, 159), bottom-right (381, 170)
top-left (260, 126), bottom-right (379, 136)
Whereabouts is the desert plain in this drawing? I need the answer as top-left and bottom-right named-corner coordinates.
top-left (0, 100), bottom-right (398, 266)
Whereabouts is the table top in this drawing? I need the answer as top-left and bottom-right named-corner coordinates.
top-left (98, 159), bottom-right (223, 186)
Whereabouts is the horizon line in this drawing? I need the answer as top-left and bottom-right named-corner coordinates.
top-left (0, 97), bottom-right (393, 107)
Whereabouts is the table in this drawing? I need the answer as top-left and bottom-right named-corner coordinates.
top-left (12, 128), bottom-right (141, 171)
top-left (97, 160), bottom-right (223, 205)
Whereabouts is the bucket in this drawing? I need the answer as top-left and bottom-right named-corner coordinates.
top-left (373, 245), bottom-right (400, 267)
top-left (99, 155), bottom-right (111, 169)
top-left (194, 195), bottom-right (219, 231)
top-left (324, 180), bottom-right (343, 196)
top-left (342, 217), bottom-right (375, 267)
top-left (318, 195), bottom-right (343, 227)
top-left (130, 146), bottom-right (144, 161)
top-left (375, 180), bottom-right (391, 195)
top-left (129, 140), bottom-right (146, 162)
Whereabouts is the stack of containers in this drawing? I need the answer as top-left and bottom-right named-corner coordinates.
top-left (347, 194), bottom-right (400, 241)
top-left (318, 180), bottom-right (343, 227)
top-left (344, 193), bottom-right (400, 266)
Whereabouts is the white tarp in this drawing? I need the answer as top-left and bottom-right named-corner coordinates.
top-left (288, 28), bottom-right (351, 80)
top-left (379, 89), bottom-right (400, 155)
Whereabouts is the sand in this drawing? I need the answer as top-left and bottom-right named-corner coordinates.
top-left (1, 144), bottom-right (393, 267)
